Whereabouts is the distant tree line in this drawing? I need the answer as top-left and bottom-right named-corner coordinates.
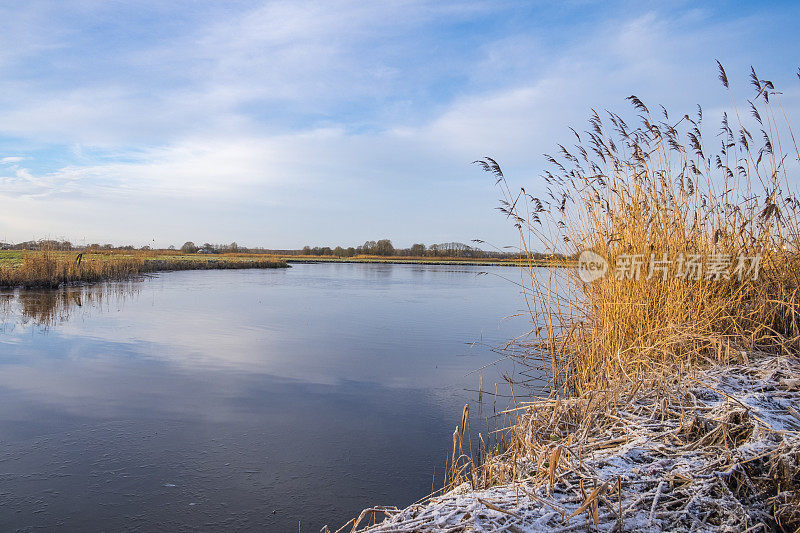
top-left (178, 241), bottom-right (243, 254)
top-left (0, 238), bottom-right (569, 261)
top-left (294, 239), bottom-right (565, 259)
top-left (1, 239), bottom-right (76, 251)
top-left (0, 239), bottom-right (246, 254)
top-left (300, 239), bottom-right (396, 257)
top-left (0, 240), bottom-right (160, 252)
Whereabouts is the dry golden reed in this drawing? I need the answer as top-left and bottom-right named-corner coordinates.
top-left (0, 250), bottom-right (287, 289)
top-left (0, 250), bottom-right (145, 289)
top-left (476, 63), bottom-right (800, 396)
top-left (348, 65), bottom-right (800, 532)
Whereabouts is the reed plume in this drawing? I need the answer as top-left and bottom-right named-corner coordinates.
top-left (477, 64), bottom-right (800, 395)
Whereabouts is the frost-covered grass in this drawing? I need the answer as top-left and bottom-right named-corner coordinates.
top-left (345, 354), bottom-right (800, 532)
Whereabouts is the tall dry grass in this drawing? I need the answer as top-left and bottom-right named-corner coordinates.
top-left (339, 68), bottom-right (800, 531)
top-left (477, 64), bottom-right (800, 396)
top-left (0, 251), bottom-right (288, 289)
top-left (440, 64), bottom-right (800, 508)
top-left (0, 250), bottom-right (145, 289)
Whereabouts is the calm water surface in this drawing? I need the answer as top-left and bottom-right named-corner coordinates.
top-left (0, 263), bottom-right (531, 531)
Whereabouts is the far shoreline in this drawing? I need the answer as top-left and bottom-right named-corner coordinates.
top-left (0, 249), bottom-right (573, 290)
top-left (283, 256), bottom-right (566, 267)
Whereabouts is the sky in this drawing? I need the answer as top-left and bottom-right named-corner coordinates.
top-left (0, 0), bottom-right (799, 249)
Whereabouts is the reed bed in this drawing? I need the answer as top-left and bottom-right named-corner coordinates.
top-left (349, 66), bottom-right (800, 531)
top-left (0, 250), bottom-right (146, 289)
top-left (144, 256), bottom-right (287, 272)
top-left (0, 250), bottom-right (287, 289)
top-left (479, 63), bottom-right (800, 396)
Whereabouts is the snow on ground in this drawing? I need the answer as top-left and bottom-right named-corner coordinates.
top-left (341, 354), bottom-right (800, 532)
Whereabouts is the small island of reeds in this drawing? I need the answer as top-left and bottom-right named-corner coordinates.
top-left (0, 250), bottom-right (288, 289)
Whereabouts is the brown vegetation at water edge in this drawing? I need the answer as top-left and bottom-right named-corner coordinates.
top-left (346, 65), bottom-right (800, 532)
top-left (482, 63), bottom-right (800, 395)
top-left (459, 64), bottom-right (800, 530)
top-left (0, 250), bottom-right (288, 289)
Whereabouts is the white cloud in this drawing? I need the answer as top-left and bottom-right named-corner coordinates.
top-left (0, 3), bottom-right (798, 247)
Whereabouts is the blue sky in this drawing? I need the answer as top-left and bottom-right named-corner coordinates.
top-left (1, 0), bottom-right (799, 249)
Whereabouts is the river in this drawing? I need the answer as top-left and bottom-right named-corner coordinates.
top-left (0, 263), bottom-right (533, 531)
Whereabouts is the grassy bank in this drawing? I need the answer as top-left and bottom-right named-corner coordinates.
top-left (0, 250), bottom-right (288, 289)
top-left (0, 249), bottom-right (569, 290)
top-left (283, 255), bottom-right (560, 267)
top-left (350, 66), bottom-right (800, 531)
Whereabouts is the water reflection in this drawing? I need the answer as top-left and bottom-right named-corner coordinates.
top-left (0, 264), bottom-right (529, 532)
top-left (1, 282), bottom-right (141, 328)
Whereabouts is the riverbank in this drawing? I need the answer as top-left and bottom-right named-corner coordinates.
top-left (343, 74), bottom-right (800, 532)
top-left (283, 256), bottom-right (555, 267)
top-left (0, 250), bottom-right (568, 289)
top-left (346, 352), bottom-right (800, 532)
top-left (0, 251), bottom-right (288, 289)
